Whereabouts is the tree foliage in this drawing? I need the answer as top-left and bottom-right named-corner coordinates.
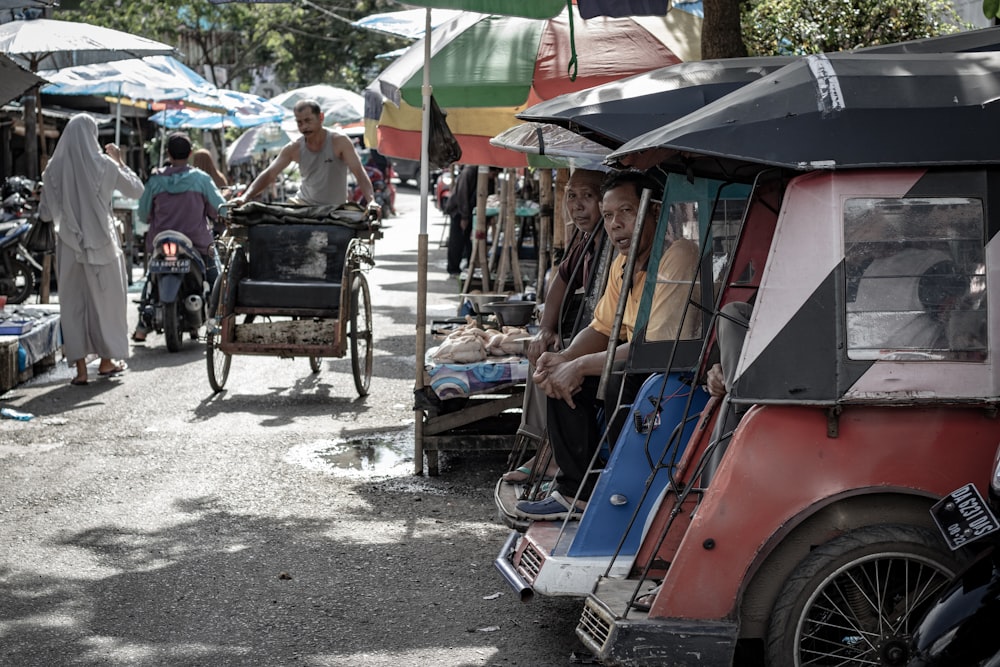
top-left (742, 0), bottom-right (969, 56)
top-left (58, 0), bottom-right (406, 92)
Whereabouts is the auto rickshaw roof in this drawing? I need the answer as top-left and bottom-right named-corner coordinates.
top-left (606, 52), bottom-right (1000, 181)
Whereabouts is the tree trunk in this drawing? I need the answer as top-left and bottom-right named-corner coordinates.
top-left (701, 0), bottom-right (749, 59)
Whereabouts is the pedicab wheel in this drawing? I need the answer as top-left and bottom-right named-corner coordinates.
top-left (765, 524), bottom-right (960, 667)
top-left (206, 330), bottom-right (231, 393)
top-left (309, 356), bottom-right (322, 373)
top-left (349, 272), bottom-right (372, 396)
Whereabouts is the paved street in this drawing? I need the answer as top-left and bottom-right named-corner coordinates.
top-left (0, 187), bottom-right (585, 667)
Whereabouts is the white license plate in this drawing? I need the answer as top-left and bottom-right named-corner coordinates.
top-left (149, 258), bottom-right (191, 273)
top-left (930, 483), bottom-right (1000, 550)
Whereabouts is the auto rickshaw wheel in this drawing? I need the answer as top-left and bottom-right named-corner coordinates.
top-left (765, 524), bottom-right (960, 667)
top-left (349, 272), bottom-right (372, 396)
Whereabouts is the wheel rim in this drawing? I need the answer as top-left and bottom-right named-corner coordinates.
top-left (793, 551), bottom-right (952, 666)
top-left (6, 258), bottom-right (34, 304)
top-left (206, 331), bottom-right (230, 392)
top-left (350, 274), bottom-right (372, 395)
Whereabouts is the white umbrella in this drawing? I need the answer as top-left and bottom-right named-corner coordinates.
top-left (0, 17), bottom-right (175, 71)
top-left (269, 84), bottom-right (365, 129)
top-left (0, 17), bottom-right (175, 178)
top-left (350, 8), bottom-right (464, 40)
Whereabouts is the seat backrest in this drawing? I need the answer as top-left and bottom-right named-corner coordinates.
top-left (246, 223), bottom-right (357, 283)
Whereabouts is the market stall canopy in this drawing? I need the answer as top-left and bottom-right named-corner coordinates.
top-left (489, 121), bottom-right (610, 170)
top-left (40, 55), bottom-right (212, 102)
top-left (0, 52), bottom-right (44, 107)
top-left (0, 17), bottom-right (175, 70)
top-left (517, 56), bottom-right (795, 149)
top-left (149, 90), bottom-right (286, 129)
top-left (365, 5), bottom-right (702, 167)
top-left (350, 8), bottom-right (465, 39)
top-left (607, 51), bottom-right (1000, 178)
top-left (226, 123), bottom-right (291, 165)
top-left (270, 84), bottom-right (365, 128)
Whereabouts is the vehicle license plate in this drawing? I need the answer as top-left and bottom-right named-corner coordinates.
top-left (149, 258), bottom-right (190, 273)
top-left (930, 483), bottom-right (1000, 550)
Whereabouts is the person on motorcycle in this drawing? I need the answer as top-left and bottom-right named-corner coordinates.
top-left (132, 133), bottom-right (225, 342)
top-left (229, 99), bottom-right (378, 214)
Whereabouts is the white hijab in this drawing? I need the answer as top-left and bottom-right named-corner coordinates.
top-left (40, 113), bottom-right (121, 264)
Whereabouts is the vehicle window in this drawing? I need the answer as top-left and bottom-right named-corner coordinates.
top-left (844, 197), bottom-right (986, 361)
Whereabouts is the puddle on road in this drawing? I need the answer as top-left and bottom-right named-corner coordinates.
top-left (285, 431), bottom-right (414, 477)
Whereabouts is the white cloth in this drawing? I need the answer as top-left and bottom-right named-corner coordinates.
top-left (38, 114), bottom-right (143, 362)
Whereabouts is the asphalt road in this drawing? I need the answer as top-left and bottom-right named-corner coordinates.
top-left (0, 187), bottom-right (587, 667)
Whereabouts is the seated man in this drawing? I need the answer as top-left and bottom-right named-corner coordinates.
top-left (503, 167), bottom-right (606, 484)
top-left (514, 171), bottom-right (700, 521)
top-left (133, 132), bottom-right (225, 342)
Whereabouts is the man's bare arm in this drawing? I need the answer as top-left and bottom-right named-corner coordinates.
top-left (333, 134), bottom-right (375, 204)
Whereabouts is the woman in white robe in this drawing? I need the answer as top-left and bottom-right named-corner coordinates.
top-left (38, 113), bottom-right (144, 385)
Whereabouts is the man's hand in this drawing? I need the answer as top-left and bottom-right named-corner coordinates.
top-left (526, 327), bottom-right (558, 366)
top-left (706, 362), bottom-right (727, 398)
top-left (460, 217), bottom-right (469, 231)
top-left (366, 200), bottom-right (382, 220)
top-left (533, 351), bottom-right (583, 408)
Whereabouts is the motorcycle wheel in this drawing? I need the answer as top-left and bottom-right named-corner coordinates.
top-left (3, 257), bottom-right (35, 304)
top-left (206, 330), bottom-right (231, 393)
top-left (163, 300), bottom-right (183, 352)
top-left (349, 273), bottom-right (372, 396)
top-left (765, 524), bottom-right (960, 667)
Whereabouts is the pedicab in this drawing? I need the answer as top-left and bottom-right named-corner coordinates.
top-left (562, 52), bottom-right (1000, 667)
top-left (205, 201), bottom-right (381, 396)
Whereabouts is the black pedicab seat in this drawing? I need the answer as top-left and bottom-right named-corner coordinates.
top-left (225, 202), bottom-right (375, 313)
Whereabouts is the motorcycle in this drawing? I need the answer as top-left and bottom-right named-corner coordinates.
top-left (0, 176), bottom-right (44, 304)
top-left (351, 163), bottom-right (395, 216)
top-left (136, 230), bottom-right (210, 352)
top-left (907, 447), bottom-right (1000, 667)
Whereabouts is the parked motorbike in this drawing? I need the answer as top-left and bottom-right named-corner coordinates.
top-left (0, 176), bottom-right (44, 303)
top-left (137, 230), bottom-right (209, 352)
top-left (907, 448), bottom-right (1000, 667)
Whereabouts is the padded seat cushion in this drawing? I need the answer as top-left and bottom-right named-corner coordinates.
top-left (236, 279), bottom-right (341, 312)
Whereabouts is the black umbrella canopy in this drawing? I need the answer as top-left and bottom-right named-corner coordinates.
top-left (858, 24), bottom-right (1000, 54)
top-left (607, 51), bottom-right (1000, 179)
top-left (516, 56), bottom-right (796, 148)
top-left (0, 52), bottom-right (44, 107)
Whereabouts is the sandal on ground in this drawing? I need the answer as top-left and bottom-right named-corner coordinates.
top-left (70, 378), bottom-right (89, 386)
top-left (131, 330), bottom-right (146, 342)
top-left (98, 361), bottom-right (128, 376)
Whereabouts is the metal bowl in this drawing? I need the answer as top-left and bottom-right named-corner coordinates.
top-left (487, 301), bottom-right (536, 328)
top-left (460, 293), bottom-right (508, 313)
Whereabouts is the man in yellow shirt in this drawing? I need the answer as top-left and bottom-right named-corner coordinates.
top-left (515, 171), bottom-right (700, 521)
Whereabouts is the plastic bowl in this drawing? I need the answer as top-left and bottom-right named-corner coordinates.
top-left (487, 301), bottom-right (536, 328)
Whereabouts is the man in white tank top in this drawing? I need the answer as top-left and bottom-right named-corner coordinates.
top-left (233, 99), bottom-right (377, 210)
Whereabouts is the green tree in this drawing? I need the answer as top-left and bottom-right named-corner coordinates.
top-left (742, 0), bottom-right (968, 56)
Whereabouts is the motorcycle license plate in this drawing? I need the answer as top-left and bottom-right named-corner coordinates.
top-left (930, 483), bottom-right (1000, 550)
top-left (149, 258), bottom-right (191, 273)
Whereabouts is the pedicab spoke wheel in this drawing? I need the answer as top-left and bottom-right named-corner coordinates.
top-left (206, 330), bottom-right (230, 393)
top-left (349, 272), bottom-right (372, 396)
top-left (766, 524), bottom-right (959, 667)
top-left (309, 356), bottom-right (322, 373)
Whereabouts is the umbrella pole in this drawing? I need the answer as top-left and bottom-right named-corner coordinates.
top-left (115, 84), bottom-right (122, 146)
top-left (414, 7), bottom-right (431, 476)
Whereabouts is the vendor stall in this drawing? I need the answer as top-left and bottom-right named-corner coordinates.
top-left (0, 304), bottom-right (61, 391)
